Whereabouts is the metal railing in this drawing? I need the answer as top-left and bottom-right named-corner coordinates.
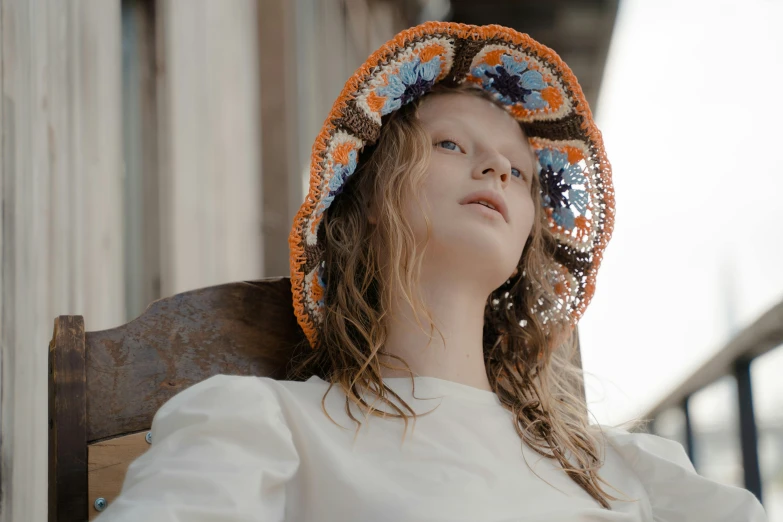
top-left (644, 298), bottom-right (783, 504)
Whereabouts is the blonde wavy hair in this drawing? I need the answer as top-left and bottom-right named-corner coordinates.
top-left (290, 83), bottom-right (622, 508)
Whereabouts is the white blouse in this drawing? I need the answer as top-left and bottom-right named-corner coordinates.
top-left (96, 374), bottom-right (767, 521)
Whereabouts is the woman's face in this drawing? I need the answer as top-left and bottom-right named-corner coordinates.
top-left (406, 91), bottom-right (537, 289)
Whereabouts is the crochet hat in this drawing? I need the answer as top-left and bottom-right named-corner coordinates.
top-left (289, 21), bottom-right (615, 349)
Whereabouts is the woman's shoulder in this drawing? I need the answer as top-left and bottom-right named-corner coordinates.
top-left (102, 374), bottom-right (304, 521)
top-left (158, 374), bottom-right (331, 412)
top-left (150, 375), bottom-right (291, 436)
top-left (149, 374), bottom-right (331, 431)
top-left (599, 425), bottom-right (695, 472)
top-left (597, 425), bottom-right (767, 521)
top-left (156, 374), bottom-right (277, 413)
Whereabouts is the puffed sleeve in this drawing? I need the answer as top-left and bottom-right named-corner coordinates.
top-left (95, 375), bottom-right (300, 522)
top-left (604, 427), bottom-right (767, 522)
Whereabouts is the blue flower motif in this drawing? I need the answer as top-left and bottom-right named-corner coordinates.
top-left (536, 148), bottom-right (589, 229)
top-left (570, 188), bottom-right (589, 215)
top-left (376, 55), bottom-right (442, 115)
top-left (471, 54), bottom-right (548, 110)
top-left (520, 91), bottom-right (547, 110)
top-left (321, 148), bottom-right (359, 211)
top-left (552, 207), bottom-right (575, 229)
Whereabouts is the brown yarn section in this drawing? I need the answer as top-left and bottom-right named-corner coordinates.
top-left (523, 115), bottom-right (588, 142)
top-left (304, 244), bottom-right (323, 275)
top-left (445, 38), bottom-right (484, 84)
top-left (334, 100), bottom-right (381, 142)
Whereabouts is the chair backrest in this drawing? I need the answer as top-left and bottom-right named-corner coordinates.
top-left (48, 277), bottom-right (309, 522)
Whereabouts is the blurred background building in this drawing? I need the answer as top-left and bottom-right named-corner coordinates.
top-left (0, 0), bottom-right (780, 520)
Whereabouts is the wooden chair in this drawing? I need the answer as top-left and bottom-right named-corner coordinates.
top-left (47, 277), bottom-right (310, 522)
top-left (48, 276), bottom-right (586, 521)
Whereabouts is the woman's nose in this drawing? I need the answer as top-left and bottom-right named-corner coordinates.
top-left (474, 153), bottom-right (511, 184)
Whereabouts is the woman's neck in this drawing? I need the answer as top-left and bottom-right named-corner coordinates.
top-left (379, 278), bottom-right (493, 392)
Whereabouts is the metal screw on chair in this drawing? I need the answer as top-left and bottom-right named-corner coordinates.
top-left (94, 497), bottom-right (107, 512)
top-left (145, 431), bottom-right (152, 444)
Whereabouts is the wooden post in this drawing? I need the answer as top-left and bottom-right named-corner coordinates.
top-left (123, 0), bottom-right (162, 320)
top-left (48, 317), bottom-right (88, 522)
top-left (258, 0), bottom-right (307, 278)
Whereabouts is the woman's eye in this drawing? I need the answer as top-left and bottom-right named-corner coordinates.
top-left (436, 140), bottom-right (463, 153)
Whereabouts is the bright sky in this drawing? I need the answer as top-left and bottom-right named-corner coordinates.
top-left (580, 0), bottom-right (783, 426)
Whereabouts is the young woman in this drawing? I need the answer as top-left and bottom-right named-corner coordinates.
top-left (98, 22), bottom-right (766, 521)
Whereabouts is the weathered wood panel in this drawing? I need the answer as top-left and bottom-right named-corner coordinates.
top-left (1, 2), bottom-right (124, 521)
top-left (157, 0), bottom-right (264, 296)
top-left (75, 0), bottom-right (126, 332)
top-left (85, 278), bottom-right (308, 442)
